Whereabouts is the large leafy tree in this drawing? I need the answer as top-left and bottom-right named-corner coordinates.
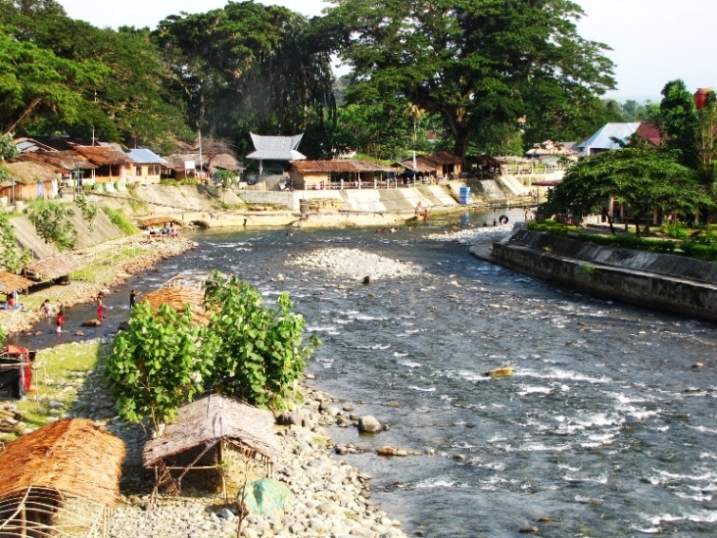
top-left (324, 0), bottom-right (615, 156)
top-left (0, 1), bottom-right (191, 150)
top-left (0, 27), bottom-right (108, 134)
top-left (543, 149), bottom-right (711, 236)
top-left (153, 2), bottom-right (335, 154)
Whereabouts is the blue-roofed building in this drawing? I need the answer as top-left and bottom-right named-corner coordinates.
top-left (126, 148), bottom-right (169, 184)
top-left (576, 123), bottom-right (642, 156)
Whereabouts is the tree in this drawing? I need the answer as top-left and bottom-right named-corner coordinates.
top-left (324, 0), bottom-right (615, 157)
top-left (0, 132), bottom-right (19, 161)
top-left (26, 199), bottom-right (77, 251)
top-left (106, 302), bottom-right (212, 429)
top-left (0, 211), bottom-right (31, 272)
top-left (695, 89), bottom-right (717, 188)
top-left (659, 79), bottom-right (699, 168)
top-left (203, 272), bottom-right (320, 410)
top-left (0, 28), bottom-right (108, 134)
top-left (153, 2), bottom-right (335, 151)
top-left (543, 149), bottom-right (711, 236)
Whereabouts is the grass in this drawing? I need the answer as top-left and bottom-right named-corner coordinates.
top-left (2, 341), bottom-right (109, 443)
top-left (70, 245), bottom-right (144, 283)
top-left (102, 206), bottom-right (139, 235)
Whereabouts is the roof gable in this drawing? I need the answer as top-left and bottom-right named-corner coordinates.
top-left (247, 133), bottom-right (306, 161)
top-left (577, 123), bottom-right (641, 151)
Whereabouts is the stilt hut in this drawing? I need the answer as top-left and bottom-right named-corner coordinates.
top-left (23, 254), bottom-right (85, 284)
top-left (143, 394), bottom-right (281, 498)
top-left (0, 418), bottom-right (125, 537)
top-left (0, 272), bottom-right (34, 306)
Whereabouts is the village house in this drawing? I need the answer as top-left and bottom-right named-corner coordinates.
top-left (288, 160), bottom-right (396, 190)
top-left (399, 151), bottom-right (463, 180)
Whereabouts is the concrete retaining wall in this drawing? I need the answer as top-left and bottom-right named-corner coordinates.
top-left (486, 228), bottom-right (717, 322)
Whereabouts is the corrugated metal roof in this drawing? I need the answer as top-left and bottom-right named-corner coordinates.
top-left (127, 148), bottom-right (169, 165)
top-left (247, 133), bottom-right (306, 161)
top-left (577, 123), bottom-right (641, 151)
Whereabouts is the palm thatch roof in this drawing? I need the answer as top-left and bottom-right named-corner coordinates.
top-left (3, 160), bottom-right (59, 184)
top-left (24, 254), bottom-right (85, 281)
top-left (72, 146), bottom-right (133, 166)
top-left (0, 419), bottom-right (125, 507)
top-left (143, 394), bottom-right (281, 467)
top-left (18, 150), bottom-right (95, 173)
top-left (291, 160), bottom-right (394, 173)
top-left (141, 286), bottom-right (211, 325)
top-left (0, 272), bottom-right (34, 294)
top-left (136, 216), bottom-right (183, 229)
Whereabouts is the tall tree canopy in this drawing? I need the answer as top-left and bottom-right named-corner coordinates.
top-left (153, 2), bottom-right (336, 156)
top-left (324, 0), bottom-right (615, 157)
top-left (0, 0), bottom-right (191, 150)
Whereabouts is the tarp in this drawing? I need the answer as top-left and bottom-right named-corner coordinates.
top-left (238, 478), bottom-right (293, 517)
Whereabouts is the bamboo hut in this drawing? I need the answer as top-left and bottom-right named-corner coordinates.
top-left (0, 272), bottom-right (34, 295)
top-left (143, 394), bottom-right (280, 497)
top-left (0, 418), bottom-right (125, 537)
top-left (24, 254), bottom-right (85, 282)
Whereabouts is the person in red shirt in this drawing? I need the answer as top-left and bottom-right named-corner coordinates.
top-left (56, 307), bottom-right (65, 334)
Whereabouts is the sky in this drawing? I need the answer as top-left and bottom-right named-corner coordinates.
top-left (56, 0), bottom-right (717, 103)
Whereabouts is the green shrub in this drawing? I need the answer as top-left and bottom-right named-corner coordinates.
top-left (680, 242), bottom-right (717, 261)
top-left (102, 207), bottom-right (139, 235)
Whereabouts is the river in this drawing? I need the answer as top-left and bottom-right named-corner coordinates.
top-left (14, 210), bottom-right (717, 537)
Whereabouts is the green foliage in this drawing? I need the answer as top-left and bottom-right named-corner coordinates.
top-left (106, 302), bottom-right (212, 428)
top-left (26, 199), bottom-right (77, 251)
top-left (325, 0), bottom-right (615, 156)
top-left (578, 233), bottom-right (676, 253)
top-left (662, 221), bottom-right (689, 241)
top-left (0, 211), bottom-right (31, 272)
top-left (101, 206), bottom-right (139, 235)
top-left (0, 132), bottom-right (19, 160)
top-left (74, 191), bottom-right (98, 230)
top-left (659, 79), bottom-right (699, 168)
top-left (204, 271), bottom-right (320, 410)
top-left (542, 148), bottom-right (711, 236)
top-left (680, 241), bottom-right (717, 261)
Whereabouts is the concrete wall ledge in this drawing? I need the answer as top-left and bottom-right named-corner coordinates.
top-left (479, 228), bottom-right (717, 322)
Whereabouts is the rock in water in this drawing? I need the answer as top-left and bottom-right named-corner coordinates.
top-left (358, 415), bottom-right (382, 433)
top-left (484, 366), bottom-right (513, 378)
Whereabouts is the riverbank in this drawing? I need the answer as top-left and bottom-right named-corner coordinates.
top-left (0, 235), bottom-right (196, 335)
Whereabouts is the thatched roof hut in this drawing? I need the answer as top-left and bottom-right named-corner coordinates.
top-left (143, 394), bottom-right (280, 496)
top-left (24, 254), bottom-right (85, 281)
top-left (136, 216), bottom-right (182, 229)
top-left (0, 419), bottom-right (125, 505)
top-left (141, 286), bottom-right (210, 325)
top-left (0, 419), bottom-right (125, 537)
top-left (0, 272), bottom-right (34, 294)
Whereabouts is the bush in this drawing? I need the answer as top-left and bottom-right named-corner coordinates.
top-left (102, 207), bottom-right (139, 235)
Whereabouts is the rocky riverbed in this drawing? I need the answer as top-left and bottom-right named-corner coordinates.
top-left (287, 248), bottom-right (423, 281)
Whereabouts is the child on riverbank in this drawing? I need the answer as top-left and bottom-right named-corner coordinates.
top-left (97, 298), bottom-right (105, 323)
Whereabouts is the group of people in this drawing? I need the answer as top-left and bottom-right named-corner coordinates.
top-left (40, 299), bottom-right (64, 333)
top-left (36, 288), bottom-right (142, 334)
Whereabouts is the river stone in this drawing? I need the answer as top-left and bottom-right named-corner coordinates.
top-left (358, 415), bottom-right (382, 433)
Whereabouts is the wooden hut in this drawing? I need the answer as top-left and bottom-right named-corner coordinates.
top-left (0, 418), bottom-right (125, 537)
top-left (24, 254), bottom-right (85, 283)
top-left (289, 160), bottom-right (395, 190)
top-left (143, 394), bottom-right (281, 497)
top-left (0, 272), bottom-right (34, 295)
